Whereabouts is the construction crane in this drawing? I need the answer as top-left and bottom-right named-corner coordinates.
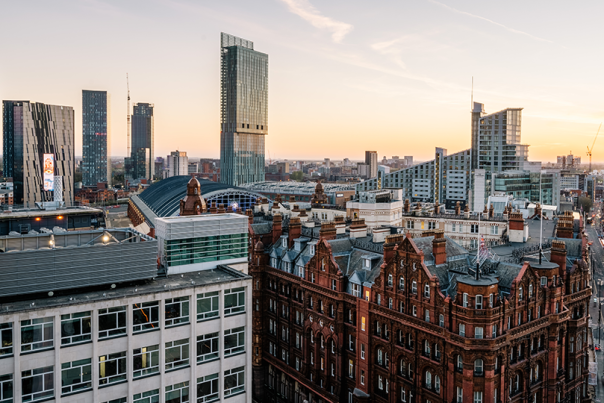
top-left (126, 73), bottom-right (131, 158)
top-left (587, 123), bottom-right (601, 172)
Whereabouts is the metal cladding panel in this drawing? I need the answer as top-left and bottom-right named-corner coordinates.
top-left (0, 241), bottom-right (158, 298)
top-left (156, 215), bottom-right (248, 241)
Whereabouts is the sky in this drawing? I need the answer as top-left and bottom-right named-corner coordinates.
top-left (1, 0), bottom-right (604, 163)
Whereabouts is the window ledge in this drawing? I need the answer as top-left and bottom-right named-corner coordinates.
top-left (61, 340), bottom-right (92, 349)
top-left (21, 347), bottom-right (54, 356)
top-left (133, 371), bottom-right (160, 381)
top-left (225, 311), bottom-right (246, 318)
top-left (166, 364), bottom-right (190, 373)
top-left (61, 387), bottom-right (93, 397)
top-left (197, 357), bottom-right (220, 365)
top-left (197, 316), bottom-right (220, 323)
top-left (224, 390), bottom-right (246, 399)
top-left (132, 327), bottom-right (160, 336)
top-left (165, 322), bottom-right (190, 329)
top-left (98, 334), bottom-right (127, 342)
top-left (99, 379), bottom-right (128, 389)
top-left (224, 351), bottom-right (246, 359)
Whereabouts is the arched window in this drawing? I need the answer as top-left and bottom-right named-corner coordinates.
top-left (399, 277), bottom-right (405, 290)
top-left (411, 280), bottom-right (417, 294)
top-left (435, 375), bottom-right (441, 393)
top-left (388, 274), bottom-right (393, 287)
top-left (515, 373), bottom-right (520, 392)
top-left (474, 358), bottom-right (484, 376)
top-left (320, 335), bottom-right (324, 349)
top-left (456, 355), bottom-right (463, 372)
top-left (519, 286), bottom-right (523, 300)
top-left (425, 370), bottom-right (432, 389)
top-left (377, 349), bottom-right (383, 365)
top-left (424, 284), bottom-right (430, 298)
top-left (331, 340), bottom-right (335, 354)
top-left (529, 283), bottom-right (533, 297)
top-left (534, 363), bottom-right (540, 382)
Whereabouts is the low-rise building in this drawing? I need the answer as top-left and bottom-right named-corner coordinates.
top-left (346, 189), bottom-right (403, 228)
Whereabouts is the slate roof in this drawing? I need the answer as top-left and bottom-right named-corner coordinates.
top-left (251, 222), bottom-right (272, 235)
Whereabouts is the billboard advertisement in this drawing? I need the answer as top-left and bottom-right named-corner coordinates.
top-left (43, 154), bottom-right (54, 191)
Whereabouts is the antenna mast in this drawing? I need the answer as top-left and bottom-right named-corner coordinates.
top-left (126, 73), bottom-right (131, 158)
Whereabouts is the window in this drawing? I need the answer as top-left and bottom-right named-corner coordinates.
top-left (98, 306), bottom-right (126, 339)
top-left (463, 293), bottom-right (468, 307)
top-left (133, 345), bottom-right (159, 378)
top-left (529, 283), bottom-right (533, 298)
top-left (133, 301), bottom-right (159, 333)
top-left (0, 323), bottom-right (12, 356)
top-left (475, 327), bottom-right (483, 339)
top-left (224, 327), bottom-right (245, 356)
top-left (388, 274), bottom-right (393, 287)
top-left (0, 374), bottom-right (12, 402)
top-left (224, 366), bottom-right (245, 397)
top-left (21, 317), bottom-right (53, 352)
top-left (435, 375), bottom-right (441, 393)
top-left (425, 309), bottom-right (430, 322)
top-left (197, 292), bottom-right (219, 321)
top-left (361, 317), bottom-right (365, 331)
top-left (165, 338), bottom-right (190, 371)
top-left (475, 295), bottom-right (483, 309)
top-left (134, 389), bottom-right (160, 403)
top-left (99, 351), bottom-right (127, 385)
top-left (197, 332), bottom-right (219, 363)
top-left (474, 359), bottom-right (484, 376)
top-left (491, 226), bottom-right (498, 235)
top-left (332, 279), bottom-right (337, 291)
top-left (165, 297), bottom-right (189, 327)
top-left (459, 324), bottom-right (465, 337)
top-left (361, 344), bottom-right (365, 359)
top-left (518, 312), bottom-right (522, 326)
top-left (541, 276), bottom-right (547, 286)
top-left (474, 391), bottom-right (483, 403)
top-left (424, 284), bottom-right (430, 298)
top-left (439, 314), bottom-right (444, 327)
top-left (518, 286), bottom-right (523, 300)
top-left (492, 325), bottom-right (497, 338)
top-left (399, 277), bottom-right (405, 290)
top-left (377, 294), bottom-right (381, 306)
top-left (425, 371), bottom-right (432, 389)
top-left (22, 366), bottom-right (53, 402)
top-left (361, 370), bottom-right (365, 384)
top-left (197, 373), bottom-right (219, 403)
top-left (401, 387), bottom-right (406, 402)
top-left (489, 294), bottom-right (493, 308)
top-left (457, 387), bottom-right (463, 403)
top-left (349, 360), bottom-right (354, 377)
top-left (61, 311), bottom-right (91, 345)
top-left (165, 381), bottom-right (189, 403)
top-left (352, 284), bottom-right (361, 298)
top-left (61, 359), bottom-right (92, 395)
top-left (411, 281), bottom-right (417, 294)
top-left (224, 287), bottom-right (245, 315)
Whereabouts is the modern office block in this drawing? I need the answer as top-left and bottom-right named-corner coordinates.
top-left (365, 151), bottom-right (378, 179)
top-left (166, 151), bottom-right (189, 178)
top-left (220, 33), bottom-right (268, 186)
top-left (2, 101), bottom-right (75, 206)
top-left (82, 90), bottom-right (111, 187)
top-left (129, 103), bottom-right (154, 181)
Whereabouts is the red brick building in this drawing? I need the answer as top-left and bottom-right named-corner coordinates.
top-left (249, 214), bottom-right (592, 403)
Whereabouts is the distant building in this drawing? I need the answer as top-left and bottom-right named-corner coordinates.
top-left (165, 150), bottom-right (188, 178)
top-left (220, 32), bottom-right (268, 186)
top-left (365, 151), bottom-right (378, 179)
top-left (2, 100), bottom-right (75, 206)
top-left (128, 103), bottom-right (154, 181)
top-left (0, 180), bottom-right (13, 207)
top-left (154, 157), bottom-right (165, 179)
top-left (346, 189), bottom-right (403, 227)
top-left (188, 162), bottom-right (199, 174)
top-left (82, 90), bottom-right (111, 186)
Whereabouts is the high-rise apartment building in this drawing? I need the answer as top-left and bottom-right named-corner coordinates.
top-left (220, 32), bottom-right (268, 186)
top-left (471, 102), bottom-right (528, 172)
top-left (128, 103), bottom-right (154, 181)
top-left (82, 90), bottom-right (111, 187)
top-left (365, 151), bottom-right (378, 179)
top-left (2, 101), bottom-right (74, 206)
top-left (166, 150), bottom-right (189, 178)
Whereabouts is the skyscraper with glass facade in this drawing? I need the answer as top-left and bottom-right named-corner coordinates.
top-left (82, 90), bottom-right (110, 187)
top-left (127, 103), bottom-right (154, 181)
top-left (220, 32), bottom-right (268, 186)
top-left (2, 101), bottom-right (75, 206)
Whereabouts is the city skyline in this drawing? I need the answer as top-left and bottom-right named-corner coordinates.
top-left (1, 1), bottom-right (604, 163)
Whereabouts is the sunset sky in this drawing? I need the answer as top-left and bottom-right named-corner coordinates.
top-left (2, 0), bottom-right (604, 163)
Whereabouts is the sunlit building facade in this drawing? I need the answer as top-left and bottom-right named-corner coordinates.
top-left (82, 90), bottom-right (111, 187)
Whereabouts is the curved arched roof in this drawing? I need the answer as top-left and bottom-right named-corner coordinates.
top-left (137, 176), bottom-right (263, 218)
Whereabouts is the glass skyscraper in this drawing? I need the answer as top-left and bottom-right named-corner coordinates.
top-left (127, 102), bottom-right (154, 181)
top-left (2, 101), bottom-right (75, 206)
top-left (82, 90), bottom-right (110, 187)
top-left (220, 32), bottom-right (268, 186)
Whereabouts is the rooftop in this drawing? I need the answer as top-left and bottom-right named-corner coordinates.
top-left (241, 181), bottom-right (355, 194)
top-left (0, 205), bottom-right (102, 218)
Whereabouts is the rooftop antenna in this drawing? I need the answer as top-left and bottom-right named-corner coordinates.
top-left (127, 73), bottom-right (131, 158)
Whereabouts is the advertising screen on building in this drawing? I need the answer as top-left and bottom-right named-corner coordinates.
top-left (43, 154), bottom-right (54, 191)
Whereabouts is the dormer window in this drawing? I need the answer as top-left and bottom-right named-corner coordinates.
top-left (295, 241), bottom-right (301, 252)
top-left (364, 259), bottom-right (371, 268)
top-left (282, 238), bottom-right (287, 248)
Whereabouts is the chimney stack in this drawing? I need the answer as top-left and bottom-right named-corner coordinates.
top-left (289, 217), bottom-right (302, 248)
top-left (319, 222), bottom-right (337, 241)
top-left (455, 201), bottom-right (461, 216)
top-left (272, 213), bottom-right (283, 245)
top-left (349, 218), bottom-right (368, 238)
top-left (549, 240), bottom-right (566, 278)
top-left (432, 230), bottom-right (447, 265)
top-left (403, 199), bottom-right (410, 213)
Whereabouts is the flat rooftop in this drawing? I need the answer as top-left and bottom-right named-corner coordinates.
top-left (156, 212), bottom-right (246, 224)
top-left (0, 206), bottom-right (102, 219)
top-left (0, 265), bottom-right (250, 314)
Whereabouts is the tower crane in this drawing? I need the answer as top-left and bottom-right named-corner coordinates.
top-left (587, 123), bottom-right (601, 172)
top-left (126, 74), bottom-right (131, 158)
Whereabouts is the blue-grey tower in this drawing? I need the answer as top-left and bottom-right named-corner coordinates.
top-left (82, 90), bottom-right (111, 187)
top-left (220, 33), bottom-right (268, 186)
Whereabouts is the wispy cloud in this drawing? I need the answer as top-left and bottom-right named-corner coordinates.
top-left (278, 0), bottom-right (353, 43)
top-left (427, 0), bottom-right (553, 43)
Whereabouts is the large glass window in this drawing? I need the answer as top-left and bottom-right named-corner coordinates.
top-left (165, 381), bottom-right (189, 403)
top-left (99, 352), bottom-right (127, 385)
top-left (197, 332), bottom-right (219, 363)
top-left (0, 323), bottom-right (12, 356)
top-left (21, 317), bottom-right (53, 352)
top-left (197, 292), bottom-right (219, 321)
top-left (133, 345), bottom-right (160, 378)
top-left (61, 358), bottom-right (92, 395)
top-left (98, 306), bottom-right (126, 339)
top-left (165, 297), bottom-right (189, 327)
top-left (164, 233), bottom-right (247, 267)
top-left (0, 374), bottom-right (13, 403)
top-left (165, 338), bottom-right (190, 371)
top-left (61, 311), bottom-right (91, 345)
top-left (197, 373), bottom-right (219, 403)
top-left (134, 389), bottom-right (159, 403)
top-left (224, 366), bottom-right (245, 397)
top-left (22, 366), bottom-right (53, 402)
top-left (224, 327), bottom-right (245, 356)
top-left (133, 301), bottom-right (159, 333)
top-left (224, 287), bottom-right (245, 316)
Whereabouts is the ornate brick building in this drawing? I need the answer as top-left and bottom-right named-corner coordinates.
top-left (249, 212), bottom-right (593, 403)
